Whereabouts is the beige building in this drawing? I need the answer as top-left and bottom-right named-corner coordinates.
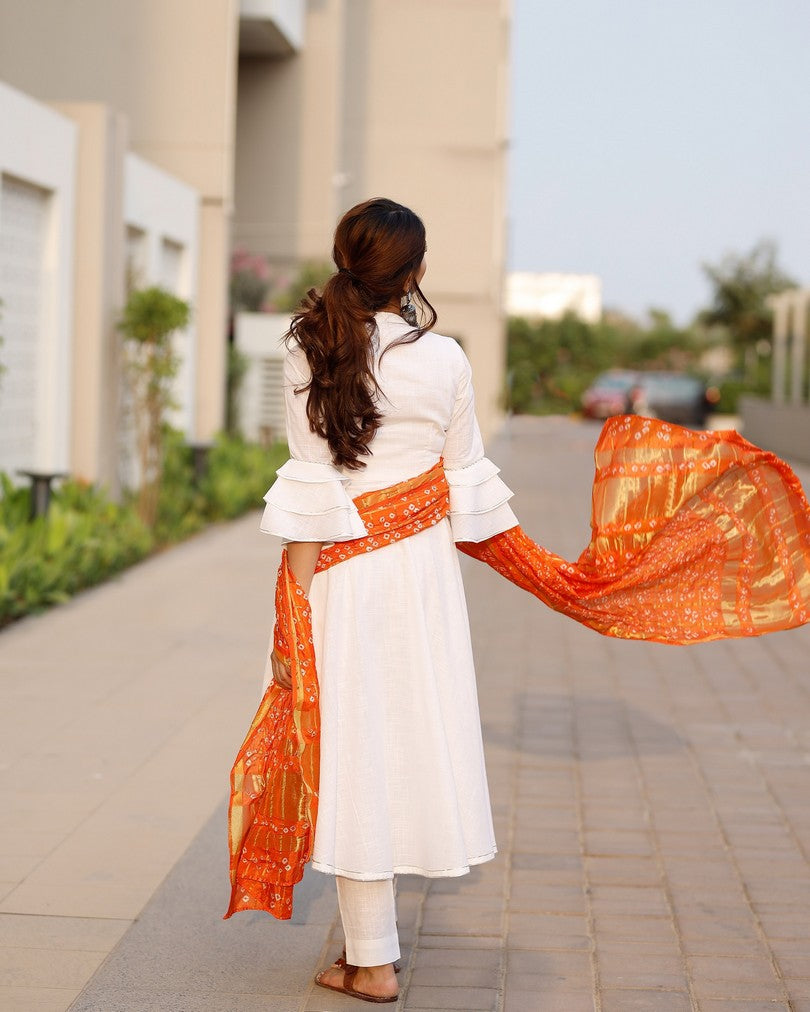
top-left (505, 272), bottom-right (603, 323)
top-left (0, 0), bottom-right (510, 491)
top-left (236, 0), bottom-right (511, 437)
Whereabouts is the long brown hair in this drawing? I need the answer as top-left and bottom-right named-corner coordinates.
top-left (287, 198), bottom-right (437, 469)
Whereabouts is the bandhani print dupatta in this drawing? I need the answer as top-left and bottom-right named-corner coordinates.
top-left (225, 415), bottom-right (810, 920)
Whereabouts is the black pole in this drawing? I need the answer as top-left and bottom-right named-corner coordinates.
top-left (16, 470), bottom-right (69, 519)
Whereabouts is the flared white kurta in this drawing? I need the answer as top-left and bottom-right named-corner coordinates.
top-left (259, 312), bottom-right (518, 881)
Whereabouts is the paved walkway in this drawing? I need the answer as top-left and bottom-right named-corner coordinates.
top-left (2, 416), bottom-right (810, 1012)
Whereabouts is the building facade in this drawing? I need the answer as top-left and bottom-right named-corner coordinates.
top-left (505, 272), bottom-right (603, 324)
top-left (0, 0), bottom-right (510, 492)
top-left (235, 0), bottom-right (511, 438)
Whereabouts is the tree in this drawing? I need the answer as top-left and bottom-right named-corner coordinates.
top-left (700, 240), bottom-right (796, 373)
top-left (119, 287), bottom-right (191, 526)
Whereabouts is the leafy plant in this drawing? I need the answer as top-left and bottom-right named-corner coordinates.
top-left (119, 287), bottom-right (191, 527)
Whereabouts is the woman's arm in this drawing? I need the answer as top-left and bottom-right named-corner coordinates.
top-left (285, 540), bottom-right (324, 596)
top-left (271, 540), bottom-right (323, 690)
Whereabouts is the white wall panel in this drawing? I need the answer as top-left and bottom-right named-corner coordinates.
top-left (0, 81), bottom-right (76, 478)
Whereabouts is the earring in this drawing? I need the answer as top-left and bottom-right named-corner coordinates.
top-left (401, 289), bottom-right (418, 327)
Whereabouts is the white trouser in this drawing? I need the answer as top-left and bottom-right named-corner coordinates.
top-left (336, 876), bottom-right (400, 967)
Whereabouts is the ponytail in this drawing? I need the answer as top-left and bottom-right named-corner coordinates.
top-left (286, 198), bottom-right (437, 470)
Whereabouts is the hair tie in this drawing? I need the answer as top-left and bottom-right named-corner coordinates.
top-left (338, 266), bottom-right (362, 284)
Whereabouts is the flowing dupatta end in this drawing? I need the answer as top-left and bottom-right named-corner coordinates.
top-left (459, 415), bottom-right (810, 644)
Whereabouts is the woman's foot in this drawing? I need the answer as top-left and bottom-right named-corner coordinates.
top-left (338, 946), bottom-right (401, 974)
top-left (315, 960), bottom-right (399, 1002)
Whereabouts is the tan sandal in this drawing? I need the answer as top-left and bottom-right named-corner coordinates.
top-left (337, 947), bottom-right (401, 974)
top-left (315, 962), bottom-right (399, 1004)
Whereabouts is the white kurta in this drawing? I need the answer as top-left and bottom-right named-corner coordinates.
top-left (260, 312), bottom-right (518, 881)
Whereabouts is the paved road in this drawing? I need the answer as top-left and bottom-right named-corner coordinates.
top-left (2, 416), bottom-right (810, 1011)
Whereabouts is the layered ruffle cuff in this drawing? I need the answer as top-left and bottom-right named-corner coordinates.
top-left (260, 459), bottom-right (367, 542)
top-left (445, 457), bottom-right (518, 543)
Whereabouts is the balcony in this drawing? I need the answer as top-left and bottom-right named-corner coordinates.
top-left (239, 0), bottom-right (304, 56)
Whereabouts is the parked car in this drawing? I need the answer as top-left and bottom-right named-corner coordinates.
top-left (630, 372), bottom-right (717, 427)
top-left (582, 370), bottom-right (719, 427)
top-left (581, 370), bottom-right (639, 419)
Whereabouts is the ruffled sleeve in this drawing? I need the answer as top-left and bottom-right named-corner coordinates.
top-left (445, 457), bottom-right (518, 542)
top-left (259, 344), bottom-right (366, 542)
top-left (442, 346), bottom-right (519, 542)
top-left (259, 459), bottom-right (368, 542)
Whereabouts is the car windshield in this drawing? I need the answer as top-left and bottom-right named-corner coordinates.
top-left (594, 373), bottom-right (636, 390)
top-left (641, 375), bottom-right (701, 395)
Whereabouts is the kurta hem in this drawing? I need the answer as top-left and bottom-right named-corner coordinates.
top-left (311, 847), bottom-right (498, 881)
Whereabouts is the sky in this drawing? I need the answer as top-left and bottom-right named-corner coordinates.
top-left (508, 0), bottom-right (810, 324)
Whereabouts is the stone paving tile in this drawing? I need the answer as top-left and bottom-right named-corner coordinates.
top-left (504, 948), bottom-right (593, 993)
top-left (687, 954), bottom-right (785, 1001)
top-left (699, 1002), bottom-right (791, 1011)
top-left (585, 855), bottom-right (662, 885)
top-left (403, 985), bottom-right (499, 1009)
top-left (592, 914), bottom-right (679, 942)
top-left (408, 965), bottom-right (501, 988)
top-left (600, 989), bottom-right (692, 1010)
top-left (419, 910), bottom-right (503, 937)
top-left (508, 881), bottom-right (586, 914)
top-left (589, 884), bottom-right (672, 916)
top-left (596, 951), bottom-right (687, 990)
top-left (583, 830), bottom-right (656, 857)
top-left (504, 990), bottom-right (595, 1012)
top-left (413, 947), bottom-right (502, 971)
top-left (416, 933), bottom-right (502, 950)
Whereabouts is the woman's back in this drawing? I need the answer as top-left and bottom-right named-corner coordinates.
top-left (285, 311), bottom-right (483, 497)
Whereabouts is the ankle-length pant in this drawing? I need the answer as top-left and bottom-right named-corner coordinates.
top-left (336, 876), bottom-right (400, 966)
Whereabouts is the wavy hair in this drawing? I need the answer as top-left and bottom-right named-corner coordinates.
top-left (287, 197), bottom-right (437, 469)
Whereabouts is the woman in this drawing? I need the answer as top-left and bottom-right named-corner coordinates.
top-left (262, 197), bottom-right (516, 1002)
top-left (227, 199), bottom-right (810, 1003)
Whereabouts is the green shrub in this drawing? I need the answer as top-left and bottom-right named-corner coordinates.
top-left (200, 433), bottom-right (288, 521)
top-left (0, 431), bottom-right (288, 626)
top-left (0, 473), bottom-right (152, 626)
top-left (151, 426), bottom-right (208, 545)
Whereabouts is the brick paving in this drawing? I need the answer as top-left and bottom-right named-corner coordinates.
top-left (2, 415), bottom-right (810, 1011)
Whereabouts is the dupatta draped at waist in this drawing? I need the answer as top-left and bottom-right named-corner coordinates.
top-left (225, 463), bottom-right (451, 920)
top-left (226, 416), bottom-right (810, 921)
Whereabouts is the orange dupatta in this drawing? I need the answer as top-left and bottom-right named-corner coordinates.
top-left (225, 463), bottom-right (450, 919)
top-left (226, 417), bottom-right (810, 920)
top-left (459, 415), bottom-right (810, 643)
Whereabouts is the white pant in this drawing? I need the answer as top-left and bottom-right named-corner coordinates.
top-left (336, 876), bottom-right (400, 966)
